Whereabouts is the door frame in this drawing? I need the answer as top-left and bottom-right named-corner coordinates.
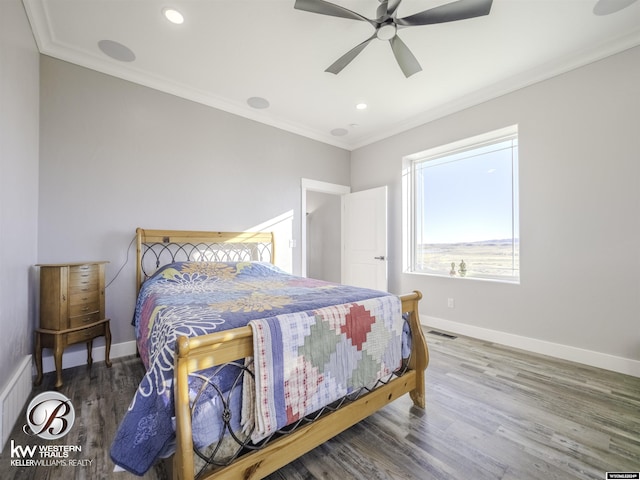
top-left (300, 178), bottom-right (350, 277)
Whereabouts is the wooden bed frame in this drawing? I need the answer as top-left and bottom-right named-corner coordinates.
top-left (135, 228), bottom-right (429, 480)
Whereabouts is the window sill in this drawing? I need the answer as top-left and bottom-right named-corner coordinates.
top-left (404, 270), bottom-right (520, 285)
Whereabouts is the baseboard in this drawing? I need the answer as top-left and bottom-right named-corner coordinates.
top-left (423, 315), bottom-right (640, 378)
top-left (40, 340), bottom-right (138, 374)
top-left (0, 355), bottom-right (33, 454)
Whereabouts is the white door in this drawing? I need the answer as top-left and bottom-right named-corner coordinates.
top-left (341, 186), bottom-right (388, 291)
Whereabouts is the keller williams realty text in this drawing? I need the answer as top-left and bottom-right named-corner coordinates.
top-left (11, 459), bottom-right (93, 467)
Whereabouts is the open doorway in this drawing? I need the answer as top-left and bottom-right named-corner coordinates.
top-left (300, 179), bottom-right (350, 279)
top-left (306, 191), bottom-right (341, 282)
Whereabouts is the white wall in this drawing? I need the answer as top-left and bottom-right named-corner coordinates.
top-left (38, 56), bottom-right (351, 357)
top-left (351, 46), bottom-right (640, 375)
top-left (0, 0), bottom-right (39, 392)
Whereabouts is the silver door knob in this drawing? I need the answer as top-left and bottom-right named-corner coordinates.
top-left (374, 256), bottom-right (386, 260)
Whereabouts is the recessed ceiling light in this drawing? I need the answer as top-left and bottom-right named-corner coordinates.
top-left (97, 40), bottom-right (136, 62)
top-left (247, 97), bottom-right (270, 109)
top-left (356, 103), bottom-right (367, 110)
top-left (163, 8), bottom-right (184, 24)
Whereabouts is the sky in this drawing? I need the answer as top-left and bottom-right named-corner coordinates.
top-left (416, 139), bottom-right (519, 244)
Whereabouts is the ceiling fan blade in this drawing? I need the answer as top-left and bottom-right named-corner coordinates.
top-left (387, 0), bottom-right (403, 17)
top-left (377, 0), bottom-right (389, 20)
top-left (389, 36), bottom-right (422, 78)
top-left (325, 34), bottom-right (376, 75)
top-left (294, 0), bottom-right (373, 24)
top-left (377, 0), bottom-right (403, 21)
top-left (396, 0), bottom-right (492, 27)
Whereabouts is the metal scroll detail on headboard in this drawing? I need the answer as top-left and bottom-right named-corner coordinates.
top-left (136, 229), bottom-right (274, 286)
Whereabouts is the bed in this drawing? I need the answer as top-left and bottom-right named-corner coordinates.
top-left (110, 228), bottom-right (429, 480)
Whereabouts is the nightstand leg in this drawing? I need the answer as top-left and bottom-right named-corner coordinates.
top-left (53, 335), bottom-right (64, 389)
top-left (105, 320), bottom-right (112, 368)
top-left (34, 332), bottom-right (43, 386)
top-left (86, 340), bottom-right (93, 366)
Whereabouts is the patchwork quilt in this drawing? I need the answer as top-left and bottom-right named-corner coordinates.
top-left (109, 261), bottom-right (402, 476)
top-left (243, 295), bottom-right (403, 442)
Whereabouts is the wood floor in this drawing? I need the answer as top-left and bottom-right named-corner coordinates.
top-left (3, 329), bottom-right (639, 479)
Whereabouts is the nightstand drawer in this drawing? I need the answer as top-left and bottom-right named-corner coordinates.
top-left (69, 265), bottom-right (100, 293)
top-left (70, 290), bottom-right (99, 306)
top-left (70, 264), bottom-right (99, 277)
top-left (66, 323), bottom-right (106, 345)
top-left (69, 311), bottom-right (101, 328)
top-left (69, 283), bottom-right (98, 295)
top-left (70, 299), bottom-right (100, 317)
top-left (69, 313), bottom-right (102, 329)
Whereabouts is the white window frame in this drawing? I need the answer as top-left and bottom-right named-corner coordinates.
top-left (403, 125), bottom-right (519, 283)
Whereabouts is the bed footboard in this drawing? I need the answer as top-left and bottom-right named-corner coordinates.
top-left (174, 291), bottom-right (428, 480)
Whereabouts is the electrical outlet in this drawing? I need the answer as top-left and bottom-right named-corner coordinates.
top-left (447, 298), bottom-right (455, 308)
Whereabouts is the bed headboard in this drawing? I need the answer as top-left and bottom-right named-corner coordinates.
top-left (135, 228), bottom-right (275, 289)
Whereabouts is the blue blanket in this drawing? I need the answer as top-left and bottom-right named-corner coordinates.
top-left (110, 262), bottom-right (394, 475)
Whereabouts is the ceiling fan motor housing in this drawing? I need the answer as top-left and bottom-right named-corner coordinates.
top-left (376, 22), bottom-right (398, 41)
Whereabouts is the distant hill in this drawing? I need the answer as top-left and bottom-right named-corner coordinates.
top-left (424, 239), bottom-right (519, 247)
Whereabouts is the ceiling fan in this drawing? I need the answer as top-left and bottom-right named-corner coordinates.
top-left (294, 0), bottom-right (493, 77)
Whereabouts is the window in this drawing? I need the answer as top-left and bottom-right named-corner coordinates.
top-left (403, 126), bottom-right (519, 282)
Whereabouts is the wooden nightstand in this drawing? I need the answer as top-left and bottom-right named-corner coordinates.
top-left (35, 261), bottom-right (112, 388)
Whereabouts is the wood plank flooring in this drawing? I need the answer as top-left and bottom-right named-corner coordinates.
top-left (2, 329), bottom-right (639, 479)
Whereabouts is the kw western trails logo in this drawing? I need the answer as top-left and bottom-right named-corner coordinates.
top-left (10, 443), bottom-right (90, 467)
top-left (10, 391), bottom-right (93, 468)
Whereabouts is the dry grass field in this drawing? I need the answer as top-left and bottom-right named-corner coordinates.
top-left (417, 240), bottom-right (519, 278)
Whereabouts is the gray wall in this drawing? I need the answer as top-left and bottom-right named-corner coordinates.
top-left (38, 56), bottom-right (351, 352)
top-left (306, 191), bottom-right (341, 282)
top-left (351, 46), bottom-right (640, 370)
top-left (0, 0), bottom-right (39, 391)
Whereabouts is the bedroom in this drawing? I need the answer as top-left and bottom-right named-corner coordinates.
top-left (1, 0), bottom-right (639, 478)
